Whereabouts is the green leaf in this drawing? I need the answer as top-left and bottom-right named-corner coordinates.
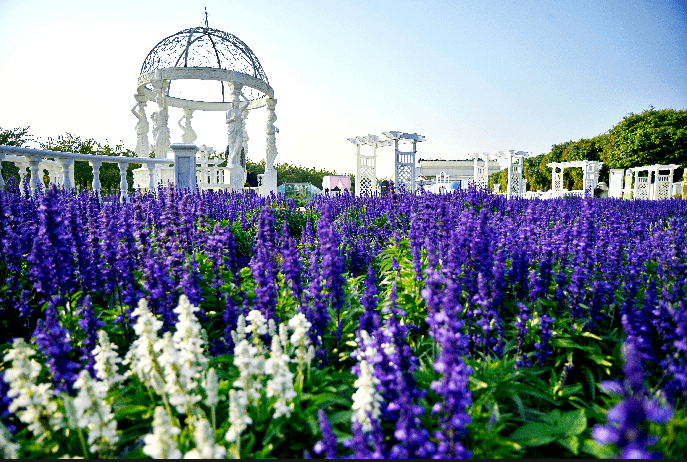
top-left (328, 410), bottom-right (354, 425)
top-left (558, 435), bottom-right (580, 455)
top-left (581, 438), bottom-right (617, 459)
top-left (559, 409), bottom-right (587, 436)
top-left (114, 404), bottom-right (150, 420)
top-left (510, 422), bottom-right (557, 446)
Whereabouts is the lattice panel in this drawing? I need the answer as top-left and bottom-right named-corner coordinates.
top-left (359, 165), bottom-right (375, 195)
top-left (656, 175), bottom-right (671, 200)
top-left (396, 165), bottom-right (413, 191)
top-left (509, 173), bottom-right (521, 196)
top-left (636, 177), bottom-right (650, 200)
top-left (553, 171), bottom-right (563, 191)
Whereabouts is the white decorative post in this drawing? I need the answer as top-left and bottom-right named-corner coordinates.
top-left (623, 170), bottom-right (633, 199)
top-left (226, 83), bottom-right (248, 192)
top-left (89, 161), bottom-right (102, 193)
top-left (387, 132), bottom-right (421, 193)
top-left (118, 162), bottom-right (129, 202)
top-left (499, 150), bottom-right (527, 200)
top-left (582, 161), bottom-right (603, 197)
top-left (28, 156), bottom-right (41, 194)
top-left (171, 144), bottom-right (198, 190)
top-left (151, 79), bottom-right (170, 159)
top-left (146, 162), bottom-right (157, 191)
top-left (133, 94), bottom-right (150, 158)
top-left (609, 169), bottom-right (624, 199)
top-left (261, 97), bottom-right (278, 195)
top-left (59, 158), bottom-right (74, 189)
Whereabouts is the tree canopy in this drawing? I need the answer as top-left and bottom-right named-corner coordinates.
top-left (490, 108), bottom-right (687, 192)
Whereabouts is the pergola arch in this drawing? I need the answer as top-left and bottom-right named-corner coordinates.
top-left (546, 160), bottom-right (603, 197)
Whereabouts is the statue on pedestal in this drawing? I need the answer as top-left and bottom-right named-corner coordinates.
top-left (132, 97), bottom-right (150, 158)
top-left (178, 108), bottom-right (197, 144)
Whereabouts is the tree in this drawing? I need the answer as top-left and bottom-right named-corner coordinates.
top-left (1, 126), bottom-right (34, 182)
top-left (246, 158), bottom-right (354, 192)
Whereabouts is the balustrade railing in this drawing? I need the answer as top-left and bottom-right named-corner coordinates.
top-left (0, 145), bottom-right (172, 199)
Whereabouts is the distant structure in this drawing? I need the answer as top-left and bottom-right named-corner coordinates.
top-left (417, 158), bottom-right (501, 189)
top-left (322, 175), bottom-right (351, 195)
top-left (131, 16), bottom-right (278, 194)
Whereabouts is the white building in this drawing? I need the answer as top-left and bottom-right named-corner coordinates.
top-left (416, 158), bottom-right (502, 189)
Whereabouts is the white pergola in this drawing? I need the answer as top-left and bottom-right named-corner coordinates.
top-left (347, 132), bottom-right (425, 196)
top-left (468, 152), bottom-right (492, 189)
top-left (131, 24), bottom-right (278, 194)
top-left (627, 164), bottom-right (679, 200)
top-left (546, 160), bottom-right (603, 198)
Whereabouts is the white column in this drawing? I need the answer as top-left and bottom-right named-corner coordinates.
top-left (262, 97), bottom-right (278, 195)
top-left (146, 162), bottom-right (157, 191)
top-left (633, 169), bottom-right (639, 199)
top-left (473, 155), bottom-right (478, 186)
top-left (89, 161), bottom-right (102, 193)
top-left (118, 162), bottom-right (129, 202)
top-left (59, 158), bottom-right (73, 189)
top-left (28, 156), bottom-right (42, 194)
top-left (355, 144), bottom-right (361, 197)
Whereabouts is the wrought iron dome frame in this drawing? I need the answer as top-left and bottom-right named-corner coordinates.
top-left (138, 26), bottom-right (271, 103)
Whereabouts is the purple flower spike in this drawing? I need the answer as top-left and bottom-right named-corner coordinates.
top-left (314, 409), bottom-right (338, 459)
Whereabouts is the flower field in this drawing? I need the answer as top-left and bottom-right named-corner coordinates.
top-left (0, 183), bottom-right (686, 459)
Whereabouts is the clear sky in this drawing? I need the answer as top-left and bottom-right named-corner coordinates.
top-left (1, 0), bottom-right (685, 178)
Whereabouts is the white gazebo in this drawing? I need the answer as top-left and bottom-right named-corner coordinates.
top-left (546, 160), bottom-right (603, 198)
top-left (131, 22), bottom-right (278, 194)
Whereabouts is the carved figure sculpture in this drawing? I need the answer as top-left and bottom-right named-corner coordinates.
top-left (151, 81), bottom-right (170, 159)
top-left (226, 97), bottom-right (249, 166)
top-left (178, 108), bottom-right (197, 144)
top-left (265, 99), bottom-right (278, 170)
top-left (132, 100), bottom-right (150, 157)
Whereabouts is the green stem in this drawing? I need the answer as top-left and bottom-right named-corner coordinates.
top-left (77, 427), bottom-right (89, 459)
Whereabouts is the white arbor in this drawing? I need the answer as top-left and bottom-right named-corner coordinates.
top-left (547, 160), bottom-right (603, 198)
top-left (131, 23), bottom-right (278, 194)
top-left (627, 164), bottom-right (679, 200)
top-left (494, 150), bottom-right (527, 199)
top-left (347, 132), bottom-right (425, 196)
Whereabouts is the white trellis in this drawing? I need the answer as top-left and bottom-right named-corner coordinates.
top-left (493, 150), bottom-right (528, 199)
top-left (546, 160), bottom-right (603, 198)
top-left (608, 169), bottom-right (625, 199)
top-left (627, 164), bottom-right (679, 200)
top-left (468, 152), bottom-right (491, 189)
top-left (348, 131), bottom-right (425, 196)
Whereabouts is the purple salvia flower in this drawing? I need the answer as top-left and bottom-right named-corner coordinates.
top-left (250, 206), bottom-right (279, 321)
top-left (358, 265), bottom-right (380, 335)
top-left (313, 409), bottom-right (338, 459)
top-left (280, 220), bottom-right (303, 301)
top-left (514, 302), bottom-right (531, 368)
top-left (33, 298), bottom-right (81, 395)
top-left (533, 313), bottom-right (555, 367)
top-left (76, 295), bottom-right (104, 375)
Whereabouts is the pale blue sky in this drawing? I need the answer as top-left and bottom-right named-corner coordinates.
top-left (1, 0), bottom-right (685, 178)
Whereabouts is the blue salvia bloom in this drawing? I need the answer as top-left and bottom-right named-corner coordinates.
top-left (304, 252), bottom-right (330, 367)
top-left (313, 409), bottom-right (338, 459)
top-left (142, 247), bottom-right (177, 330)
top-left (204, 222), bottom-right (237, 299)
top-left (358, 265), bottom-right (380, 335)
top-left (65, 199), bottom-right (90, 292)
top-left (33, 298), bottom-right (81, 395)
top-left (533, 313), bottom-right (555, 367)
top-left (99, 204), bottom-right (120, 296)
top-left (592, 342), bottom-right (673, 459)
top-left (280, 220), bottom-right (303, 301)
top-left (664, 297), bottom-right (686, 406)
top-left (250, 206), bottom-right (279, 321)
top-left (344, 419), bottom-right (386, 459)
top-left (76, 295), bottom-right (104, 375)
top-left (317, 206), bottom-right (346, 339)
top-left (428, 285), bottom-right (473, 459)
top-left (514, 302), bottom-right (531, 368)
top-left (116, 206), bottom-right (143, 315)
top-left (27, 185), bottom-right (75, 300)
top-left (179, 257), bottom-right (204, 308)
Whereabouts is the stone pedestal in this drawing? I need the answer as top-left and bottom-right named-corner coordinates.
top-left (259, 167), bottom-right (277, 195)
top-left (171, 143), bottom-right (198, 190)
top-left (228, 164), bottom-right (246, 192)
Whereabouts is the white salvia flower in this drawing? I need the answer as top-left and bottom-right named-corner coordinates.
top-left (204, 368), bottom-right (219, 409)
top-left (142, 406), bottom-right (182, 459)
top-left (232, 339), bottom-right (265, 402)
top-left (183, 416), bottom-right (227, 459)
top-left (171, 295), bottom-right (208, 393)
top-left (351, 360), bottom-right (383, 433)
top-left (355, 330), bottom-right (378, 363)
top-left (245, 310), bottom-right (268, 337)
top-left (231, 314), bottom-right (247, 347)
top-left (155, 332), bottom-right (202, 415)
top-left (92, 330), bottom-right (125, 389)
top-left (225, 389), bottom-right (252, 443)
top-left (73, 370), bottom-right (119, 454)
top-left (264, 334), bottom-right (296, 419)
top-left (0, 421), bottom-right (20, 459)
top-left (4, 338), bottom-right (62, 441)
top-left (268, 318), bottom-right (277, 337)
top-left (287, 313), bottom-right (312, 371)
top-left (123, 299), bottom-right (164, 394)
top-left (278, 323), bottom-right (289, 354)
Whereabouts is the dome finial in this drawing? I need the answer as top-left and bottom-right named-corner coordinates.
top-left (204, 7), bottom-right (209, 27)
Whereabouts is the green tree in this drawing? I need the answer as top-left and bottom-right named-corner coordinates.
top-left (1, 126), bottom-right (34, 182)
top-left (246, 158), bottom-right (355, 192)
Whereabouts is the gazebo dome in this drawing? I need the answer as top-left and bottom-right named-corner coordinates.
top-left (140, 26), bottom-right (269, 86)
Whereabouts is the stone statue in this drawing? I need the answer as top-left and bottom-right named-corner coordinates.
top-left (132, 99), bottom-right (150, 158)
top-left (226, 96), bottom-right (249, 166)
top-left (265, 99), bottom-right (278, 170)
top-left (151, 80), bottom-right (170, 159)
top-left (178, 108), bottom-right (197, 144)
